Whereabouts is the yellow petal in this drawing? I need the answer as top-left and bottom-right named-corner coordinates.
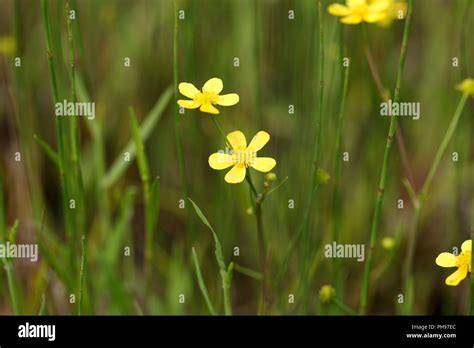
top-left (327, 4), bottom-right (351, 16)
top-left (178, 100), bottom-right (200, 109)
top-left (208, 152), bottom-right (235, 170)
top-left (248, 131), bottom-right (270, 151)
top-left (225, 164), bottom-right (246, 184)
top-left (200, 103), bottom-right (219, 114)
top-left (217, 93), bottom-right (239, 106)
top-left (363, 12), bottom-right (387, 23)
top-left (340, 14), bottom-right (363, 24)
top-left (251, 157), bottom-right (276, 172)
top-left (435, 252), bottom-right (457, 268)
top-left (461, 240), bottom-right (472, 252)
top-left (227, 131), bottom-right (247, 150)
top-left (179, 82), bottom-right (199, 99)
top-left (368, 0), bottom-right (390, 12)
top-left (202, 78), bottom-right (223, 95)
top-left (445, 266), bottom-right (468, 286)
top-left (347, 0), bottom-right (366, 8)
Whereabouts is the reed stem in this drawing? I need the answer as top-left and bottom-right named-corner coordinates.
top-left (359, 0), bottom-right (414, 314)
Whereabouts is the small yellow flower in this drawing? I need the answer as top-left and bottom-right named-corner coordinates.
top-left (456, 78), bottom-right (474, 96)
top-left (208, 130), bottom-right (276, 184)
top-left (319, 285), bottom-right (336, 303)
top-left (327, 0), bottom-right (389, 25)
top-left (177, 77), bottom-right (239, 114)
top-left (435, 240), bottom-right (471, 286)
top-left (0, 36), bottom-right (16, 57)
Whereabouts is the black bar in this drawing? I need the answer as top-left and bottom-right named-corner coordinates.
top-left (0, 316), bottom-right (472, 346)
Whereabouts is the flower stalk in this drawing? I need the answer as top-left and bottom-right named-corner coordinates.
top-left (359, 0), bottom-right (414, 315)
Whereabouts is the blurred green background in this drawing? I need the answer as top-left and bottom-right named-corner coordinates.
top-left (0, 0), bottom-right (472, 315)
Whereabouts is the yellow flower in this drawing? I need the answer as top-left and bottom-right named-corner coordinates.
top-left (208, 130), bottom-right (276, 184)
top-left (177, 77), bottom-right (239, 114)
top-left (327, 0), bottom-right (389, 25)
top-left (369, 0), bottom-right (407, 27)
top-left (0, 36), bottom-right (16, 57)
top-left (435, 240), bottom-right (471, 286)
top-left (456, 78), bottom-right (474, 96)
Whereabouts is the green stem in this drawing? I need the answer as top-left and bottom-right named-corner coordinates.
top-left (403, 93), bottom-right (469, 315)
top-left (0, 173), bottom-right (21, 314)
top-left (359, 0), bottom-right (414, 315)
top-left (331, 33), bottom-right (350, 298)
top-left (173, 0), bottom-right (188, 224)
top-left (255, 200), bottom-right (268, 313)
top-left (41, 0), bottom-right (76, 289)
top-left (67, 2), bottom-right (87, 315)
top-left (77, 234), bottom-right (86, 315)
top-left (333, 298), bottom-right (357, 315)
top-left (420, 93), bottom-right (469, 197)
top-left (211, 116), bottom-right (231, 148)
top-left (300, 0), bottom-right (324, 309)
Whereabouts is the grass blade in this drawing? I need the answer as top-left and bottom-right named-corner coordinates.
top-left (188, 197), bottom-right (232, 315)
top-left (101, 87), bottom-right (172, 189)
top-left (191, 247), bottom-right (217, 315)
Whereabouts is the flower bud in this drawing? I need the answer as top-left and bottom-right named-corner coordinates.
top-left (319, 285), bottom-right (336, 303)
top-left (264, 172), bottom-right (277, 183)
top-left (381, 237), bottom-right (395, 250)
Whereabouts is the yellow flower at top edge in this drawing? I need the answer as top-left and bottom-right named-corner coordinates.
top-left (177, 77), bottom-right (239, 115)
top-left (0, 36), bottom-right (16, 57)
top-left (435, 240), bottom-right (471, 286)
top-left (328, 0), bottom-right (406, 26)
top-left (208, 130), bottom-right (276, 184)
top-left (456, 78), bottom-right (474, 96)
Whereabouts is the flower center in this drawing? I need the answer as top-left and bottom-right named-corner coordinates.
top-left (196, 91), bottom-right (219, 105)
top-left (232, 148), bottom-right (256, 168)
top-left (352, 3), bottom-right (369, 16)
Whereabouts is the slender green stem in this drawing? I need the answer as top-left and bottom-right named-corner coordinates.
top-left (333, 298), bottom-right (357, 315)
top-left (191, 247), bottom-right (217, 315)
top-left (420, 93), bottom-right (469, 198)
top-left (460, 0), bottom-right (472, 79)
top-left (403, 93), bottom-right (469, 314)
top-left (245, 173), bottom-right (258, 199)
top-left (0, 173), bottom-right (21, 314)
top-left (234, 263), bottom-right (262, 280)
top-left (41, 0), bottom-right (76, 287)
top-left (211, 117), bottom-right (231, 148)
top-left (77, 234), bottom-right (86, 315)
top-left (331, 35), bottom-right (350, 298)
top-left (173, 0), bottom-right (188, 218)
top-left (67, 2), bottom-right (87, 314)
top-left (359, 0), bottom-right (414, 315)
top-left (255, 200), bottom-right (268, 313)
top-left (299, 0), bottom-right (324, 309)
